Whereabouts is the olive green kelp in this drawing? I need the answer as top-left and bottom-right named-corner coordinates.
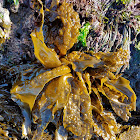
top-left (10, 0), bottom-right (136, 140)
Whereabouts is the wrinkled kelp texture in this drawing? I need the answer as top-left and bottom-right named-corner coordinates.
top-left (10, 0), bottom-right (136, 140)
top-left (43, 1), bottom-right (81, 55)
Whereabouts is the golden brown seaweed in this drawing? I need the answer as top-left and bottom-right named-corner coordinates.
top-left (30, 0), bottom-right (44, 42)
top-left (10, 0), bottom-right (136, 140)
top-left (31, 32), bottom-right (61, 68)
top-left (62, 51), bottom-right (101, 72)
top-left (92, 110), bottom-right (118, 140)
top-left (94, 48), bottom-right (129, 72)
top-left (103, 77), bottom-right (136, 121)
top-left (11, 65), bottom-right (71, 111)
top-left (44, 2), bottom-right (81, 55)
top-left (63, 74), bottom-right (93, 139)
top-left (32, 74), bottom-right (72, 139)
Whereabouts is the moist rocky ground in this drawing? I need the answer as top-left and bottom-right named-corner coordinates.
top-left (0, 0), bottom-right (35, 66)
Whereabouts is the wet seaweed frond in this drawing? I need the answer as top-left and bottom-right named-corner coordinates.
top-left (117, 125), bottom-right (140, 140)
top-left (9, 0), bottom-right (137, 140)
top-left (43, 1), bottom-right (81, 55)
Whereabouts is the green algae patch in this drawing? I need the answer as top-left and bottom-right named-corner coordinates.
top-left (78, 22), bottom-right (90, 47)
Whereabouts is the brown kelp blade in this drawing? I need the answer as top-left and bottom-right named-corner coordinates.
top-left (53, 2), bottom-right (81, 55)
top-left (92, 110), bottom-right (118, 140)
top-left (97, 76), bottom-right (136, 121)
top-left (32, 74), bottom-right (72, 140)
top-left (94, 48), bottom-right (129, 72)
top-left (63, 73), bottom-right (93, 139)
top-left (91, 86), bottom-right (103, 113)
top-left (104, 77), bottom-right (136, 121)
top-left (43, 2), bottom-right (81, 56)
top-left (36, 73), bottom-right (73, 117)
top-left (10, 65), bottom-right (71, 111)
top-left (105, 77), bottom-right (136, 111)
top-left (31, 32), bottom-right (61, 69)
top-left (61, 51), bottom-right (101, 72)
top-left (30, 0), bottom-right (61, 69)
top-left (30, 0), bottom-right (44, 42)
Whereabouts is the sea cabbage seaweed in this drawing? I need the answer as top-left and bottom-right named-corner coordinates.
top-left (10, 0), bottom-right (136, 140)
